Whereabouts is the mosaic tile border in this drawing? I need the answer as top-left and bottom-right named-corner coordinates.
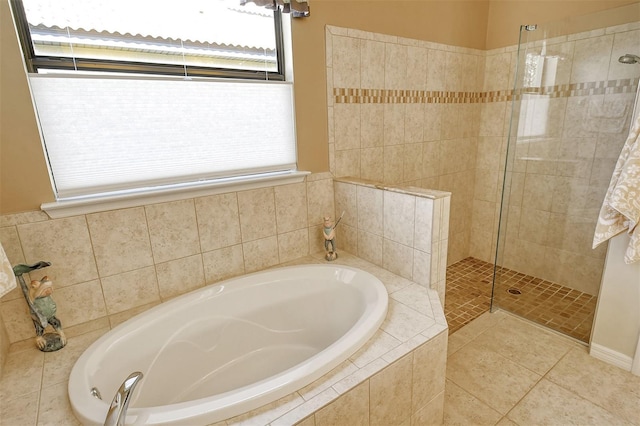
top-left (334, 77), bottom-right (639, 104)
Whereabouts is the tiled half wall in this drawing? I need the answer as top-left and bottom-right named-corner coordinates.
top-left (325, 22), bottom-right (640, 296)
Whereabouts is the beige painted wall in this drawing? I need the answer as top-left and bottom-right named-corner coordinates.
top-left (1, 0), bottom-right (637, 214)
top-left (487, 0), bottom-right (640, 49)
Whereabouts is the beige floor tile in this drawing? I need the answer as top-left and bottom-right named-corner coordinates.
top-left (469, 314), bottom-right (574, 375)
top-left (37, 381), bottom-right (81, 425)
top-left (507, 379), bottom-right (630, 425)
top-left (446, 342), bottom-right (541, 415)
top-left (1, 390), bottom-right (39, 426)
top-left (495, 417), bottom-right (518, 426)
top-left (443, 380), bottom-right (502, 426)
top-left (546, 347), bottom-right (640, 425)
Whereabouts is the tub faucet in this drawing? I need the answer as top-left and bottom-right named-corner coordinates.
top-left (104, 371), bottom-right (143, 426)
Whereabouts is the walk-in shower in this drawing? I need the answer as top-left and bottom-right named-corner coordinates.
top-left (490, 6), bottom-right (640, 343)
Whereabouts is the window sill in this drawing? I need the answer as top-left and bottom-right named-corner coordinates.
top-left (41, 171), bottom-right (310, 219)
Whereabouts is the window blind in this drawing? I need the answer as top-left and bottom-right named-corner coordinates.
top-left (28, 75), bottom-right (297, 199)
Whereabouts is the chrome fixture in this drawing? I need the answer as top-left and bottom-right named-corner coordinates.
top-left (619, 54), bottom-right (640, 64)
top-left (104, 372), bottom-right (143, 426)
top-left (523, 24), bottom-right (538, 31)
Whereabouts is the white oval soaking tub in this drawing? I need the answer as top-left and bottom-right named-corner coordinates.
top-left (68, 264), bottom-right (388, 425)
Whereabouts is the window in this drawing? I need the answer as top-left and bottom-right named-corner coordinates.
top-left (10, 0), bottom-right (301, 215)
top-left (13, 0), bottom-right (285, 79)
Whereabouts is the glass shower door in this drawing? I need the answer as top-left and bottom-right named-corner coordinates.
top-left (491, 11), bottom-right (640, 343)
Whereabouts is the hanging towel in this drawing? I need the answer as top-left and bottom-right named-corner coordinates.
top-left (0, 243), bottom-right (16, 298)
top-left (593, 114), bottom-right (640, 264)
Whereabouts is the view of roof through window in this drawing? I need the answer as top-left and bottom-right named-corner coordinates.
top-left (22, 0), bottom-right (278, 73)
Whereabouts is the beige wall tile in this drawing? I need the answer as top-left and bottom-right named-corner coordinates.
top-left (385, 43), bottom-right (408, 90)
top-left (571, 34), bottom-right (614, 83)
top-left (275, 183), bottom-right (308, 234)
top-left (202, 244), bottom-right (245, 284)
top-left (383, 145), bottom-right (404, 184)
top-left (370, 354), bottom-right (413, 425)
top-left (243, 236), bottom-right (279, 273)
top-left (358, 230), bottom-right (383, 266)
top-left (338, 223), bottom-right (358, 255)
top-left (315, 381), bottom-right (369, 426)
top-left (384, 191), bottom-right (415, 247)
top-left (278, 229), bottom-right (309, 264)
top-left (361, 147), bottom-right (384, 182)
top-left (357, 185), bottom-right (383, 236)
top-left (332, 35), bottom-right (360, 88)
top-left (334, 181), bottom-right (357, 228)
top-left (87, 208), bottom-right (153, 277)
top-left (403, 142), bottom-right (423, 182)
top-left (412, 249), bottom-right (431, 288)
top-left (307, 178), bottom-right (335, 227)
top-left (146, 199), bottom-right (200, 264)
top-left (412, 332), bottom-right (447, 413)
top-left (335, 149), bottom-right (361, 178)
top-left (609, 29), bottom-right (640, 80)
top-left (195, 192), bottom-right (242, 252)
top-left (361, 39), bottom-right (385, 89)
top-left (18, 216), bottom-right (98, 287)
top-left (426, 49), bottom-right (446, 92)
top-left (237, 188), bottom-right (277, 243)
top-left (361, 104), bottom-right (384, 148)
top-left (406, 46), bottom-right (428, 91)
top-left (155, 254), bottom-right (205, 299)
top-left (100, 265), bottom-right (159, 314)
top-left (383, 239), bottom-right (414, 280)
top-left (53, 280), bottom-right (107, 328)
top-left (334, 103), bottom-right (361, 151)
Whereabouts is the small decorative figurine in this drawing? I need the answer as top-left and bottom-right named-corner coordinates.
top-left (13, 261), bottom-right (67, 352)
top-left (323, 211), bottom-right (344, 261)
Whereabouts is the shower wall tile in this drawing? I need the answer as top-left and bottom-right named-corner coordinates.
top-left (18, 216), bottom-right (98, 287)
top-left (357, 185), bottom-right (383, 236)
top-left (609, 29), bottom-right (640, 80)
top-left (334, 104), bottom-right (361, 151)
top-left (361, 39), bottom-right (385, 89)
top-left (571, 35), bottom-right (614, 83)
top-left (145, 199), bottom-right (200, 264)
top-left (385, 43), bottom-right (408, 90)
top-left (335, 149), bottom-right (360, 178)
top-left (332, 35), bottom-right (360, 89)
top-left (361, 104), bottom-right (384, 148)
top-left (334, 181), bottom-right (357, 228)
top-left (361, 147), bottom-right (384, 181)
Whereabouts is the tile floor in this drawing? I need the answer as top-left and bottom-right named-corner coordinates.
top-left (445, 310), bottom-right (640, 426)
top-left (444, 257), bottom-right (598, 342)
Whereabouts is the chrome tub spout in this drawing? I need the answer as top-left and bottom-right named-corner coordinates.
top-left (104, 371), bottom-right (143, 426)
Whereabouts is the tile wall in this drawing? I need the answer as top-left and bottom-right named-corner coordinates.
top-left (325, 25), bottom-right (484, 266)
top-left (471, 22), bottom-right (640, 296)
top-left (324, 21), bottom-right (639, 296)
top-left (333, 178), bottom-right (451, 304)
top-left (0, 173), bottom-right (335, 345)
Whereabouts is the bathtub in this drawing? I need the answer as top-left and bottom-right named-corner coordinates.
top-left (68, 264), bottom-right (388, 425)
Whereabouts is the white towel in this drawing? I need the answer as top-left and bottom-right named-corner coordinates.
top-left (0, 243), bottom-right (16, 298)
top-left (593, 113), bottom-right (640, 264)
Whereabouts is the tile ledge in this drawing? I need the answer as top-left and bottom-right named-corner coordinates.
top-left (334, 177), bottom-right (451, 199)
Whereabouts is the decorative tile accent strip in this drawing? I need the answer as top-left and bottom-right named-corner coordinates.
top-left (334, 77), bottom-right (639, 104)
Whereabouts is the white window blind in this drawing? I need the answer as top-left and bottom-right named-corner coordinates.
top-left (28, 75), bottom-right (297, 199)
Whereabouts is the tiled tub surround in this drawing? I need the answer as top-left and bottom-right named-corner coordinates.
top-left (0, 175), bottom-right (450, 424)
top-left (325, 21), bottom-right (640, 297)
top-left (0, 252), bottom-right (448, 426)
top-left (0, 172), bottom-right (335, 345)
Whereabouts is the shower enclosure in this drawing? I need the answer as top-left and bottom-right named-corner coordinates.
top-left (491, 5), bottom-right (640, 343)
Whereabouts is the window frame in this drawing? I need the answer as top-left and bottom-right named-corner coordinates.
top-left (10, 0), bottom-right (287, 81)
